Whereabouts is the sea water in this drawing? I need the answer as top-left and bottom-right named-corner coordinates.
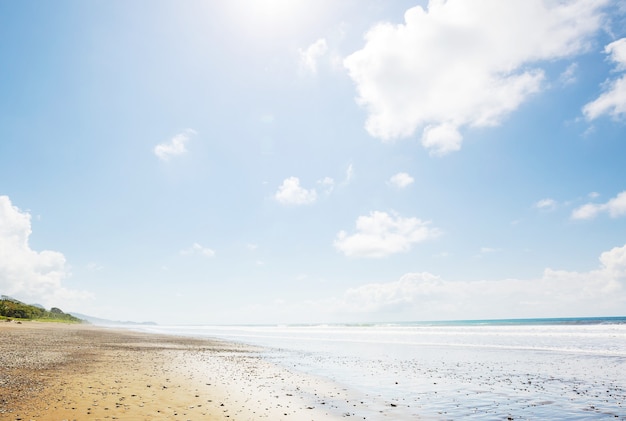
top-left (139, 318), bottom-right (626, 420)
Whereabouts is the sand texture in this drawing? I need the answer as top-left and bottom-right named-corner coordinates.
top-left (0, 321), bottom-right (355, 420)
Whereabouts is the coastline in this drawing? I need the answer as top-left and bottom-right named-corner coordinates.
top-left (0, 321), bottom-right (362, 420)
top-left (144, 322), bottom-right (626, 420)
top-left (3, 320), bottom-right (623, 420)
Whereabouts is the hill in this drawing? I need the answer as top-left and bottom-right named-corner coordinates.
top-left (0, 295), bottom-right (83, 323)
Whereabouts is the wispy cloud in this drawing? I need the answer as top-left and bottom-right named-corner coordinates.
top-left (326, 242), bottom-right (626, 319)
top-left (86, 262), bottom-right (104, 272)
top-left (299, 38), bottom-right (328, 74)
top-left (343, 163), bottom-right (354, 186)
top-left (571, 191), bottom-right (626, 220)
top-left (317, 177), bottom-right (335, 195)
top-left (344, 0), bottom-right (607, 155)
top-left (334, 211), bottom-right (440, 258)
top-left (346, 164), bottom-right (354, 180)
top-left (559, 62), bottom-right (579, 86)
top-left (480, 247), bottom-right (498, 254)
top-left (180, 243), bottom-right (216, 258)
top-left (242, 243), bottom-right (626, 323)
top-left (583, 38), bottom-right (626, 121)
top-left (154, 129), bottom-right (197, 161)
top-left (535, 198), bottom-right (557, 211)
top-left (473, 246), bottom-right (499, 259)
top-left (388, 172), bottom-right (414, 189)
top-left (275, 174), bottom-right (340, 205)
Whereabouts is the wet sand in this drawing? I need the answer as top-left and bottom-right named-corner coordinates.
top-left (0, 321), bottom-right (358, 420)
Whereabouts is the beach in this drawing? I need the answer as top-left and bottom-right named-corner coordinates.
top-left (144, 321), bottom-right (626, 420)
top-left (2, 320), bottom-right (625, 420)
top-left (0, 322), bottom-right (360, 420)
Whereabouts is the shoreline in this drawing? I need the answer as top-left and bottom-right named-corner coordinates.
top-left (141, 323), bottom-right (626, 420)
top-left (2, 321), bottom-right (624, 419)
top-left (0, 321), bottom-right (365, 420)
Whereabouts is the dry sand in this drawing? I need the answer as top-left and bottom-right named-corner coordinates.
top-left (0, 321), bottom-right (360, 420)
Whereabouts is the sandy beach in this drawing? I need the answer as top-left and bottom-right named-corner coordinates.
top-left (0, 321), bottom-right (358, 421)
top-left (151, 323), bottom-right (626, 420)
top-left (4, 320), bottom-right (623, 420)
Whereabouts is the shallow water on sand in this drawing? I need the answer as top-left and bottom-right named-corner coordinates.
top-left (140, 321), bottom-right (626, 419)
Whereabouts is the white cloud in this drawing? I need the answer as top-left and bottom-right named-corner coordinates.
top-left (242, 244), bottom-right (626, 323)
top-left (421, 123), bottom-right (463, 156)
top-left (275, 177), bottom-right (318, 205)
top-left (334, 211), bottom-right (440, 258)
top-left (535, 198), bottom-right (557, 210)
top-left (344, 164), bottom-right (354, 185)
top-left (154, 129), bottom-right (197, 161)
top-left (559, 62), bottom-right (579, 85)
top-left (86, 262), bottom-right (103, 272)
top-left (571, 191), bottom-right (626, 220)
top-left (329, 243), bottom-right (626, 319)
top-left (473, 246), bottom-right (499, 259)
top-left (344, 0), bottom-right (608, 155)
top-left (0, 196), bottom-right (92, 308)
top-left (340, 272), bottom-right (442, 313)
top-left (180, 243), bottom-right (216, 258)
top-left (317, 177), bottom-right (335, 195)
top-left (389, 172), bottom-right (415, 189)
top-left (605, 38), bottom-right (626, 72)
top-left (299, 38), bottom-right (328, 74)
top-left (571, 203), bottom-right (602, 220)
top-left (583, 38), bottom-right (626, 120)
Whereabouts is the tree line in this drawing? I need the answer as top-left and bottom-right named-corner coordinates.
top-left (0, 296), bottom-right (82, 322)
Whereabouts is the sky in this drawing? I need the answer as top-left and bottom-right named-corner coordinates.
top-left (1, 0), bottom-right (626, 325)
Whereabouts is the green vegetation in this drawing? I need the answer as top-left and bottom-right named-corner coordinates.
top-left (0, 295), bottom-right (83, 323)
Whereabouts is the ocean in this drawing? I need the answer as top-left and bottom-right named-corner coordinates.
top-left (137, 317), bottom-right (626, 419)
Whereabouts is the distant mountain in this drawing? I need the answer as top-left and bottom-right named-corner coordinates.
top-left (69, 312), bottom-right (157, 326)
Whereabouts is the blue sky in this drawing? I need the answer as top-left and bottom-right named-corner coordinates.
top-left (1, 0), bottom-right (626, 324)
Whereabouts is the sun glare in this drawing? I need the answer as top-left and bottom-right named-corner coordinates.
top-left (219, 0), bottom-right (323, 39)
top-left (249, 0), bottom-right (299, 21)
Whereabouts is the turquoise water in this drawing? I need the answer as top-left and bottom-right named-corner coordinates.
top-left (275, 316), bottom-right (626, 327)
top-left (406, 316), bottom-right (626, 326)
top-left (136, 318), bottom-right (626, 419)
top-left (398, 316), bottom-right (626, 326)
